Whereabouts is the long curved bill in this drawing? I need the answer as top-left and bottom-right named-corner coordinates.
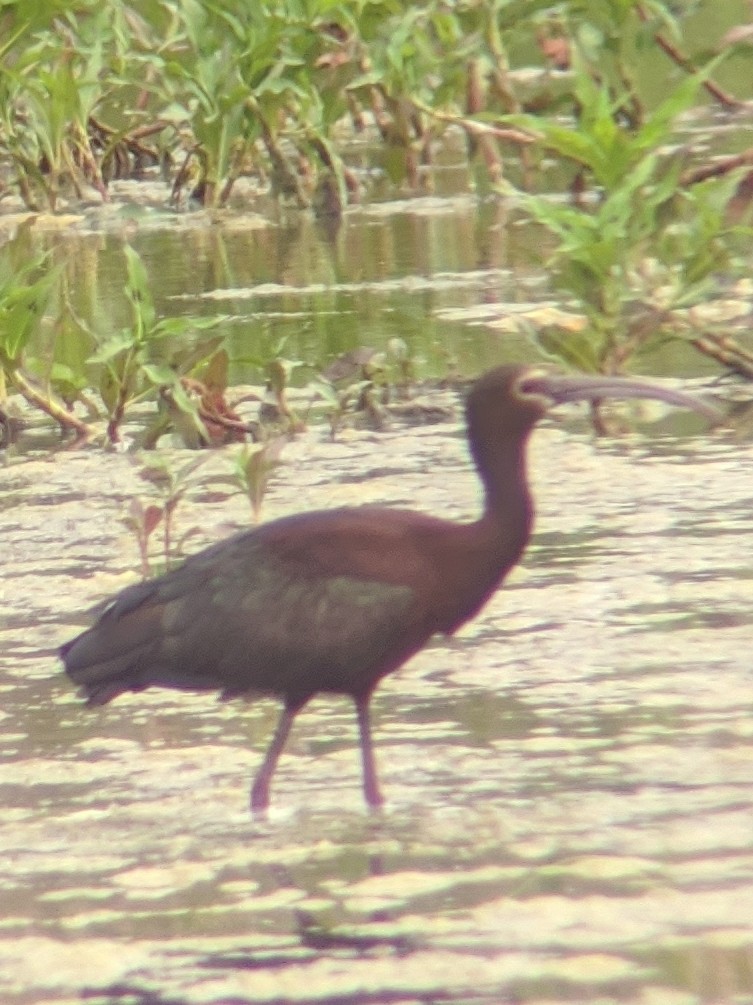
top-left (519, 371), bottom-right (723, 424)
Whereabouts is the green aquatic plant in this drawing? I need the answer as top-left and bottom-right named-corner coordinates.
top-left (163, 2), bottom-right (329, 206)
top-left (315, 339), bottom-right (418, 437)
top-left (229, 437), bottom-right (287, 523)
top-left (88, 244), bottom-right (229, 443)
top-left (0, 0), bottom-right (745, 211)
top-left (0, 9), bottom-right (118, 209)
top-left (126, 454), bottom-right (209, 575)
top-left (510, 66), bottom-right (746, 377)
top-left (0, 243), bottom-right (94, 442)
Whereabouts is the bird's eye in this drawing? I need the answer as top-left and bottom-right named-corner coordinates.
top-left (516, 373), bottom-right (551, 399)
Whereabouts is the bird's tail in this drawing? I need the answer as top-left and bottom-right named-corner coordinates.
top-left (61, 628), bottom-right (152, 705)
top-left (60, 579), bottom-right (163, 704)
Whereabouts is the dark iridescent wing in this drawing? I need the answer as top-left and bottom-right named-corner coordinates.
top-left (62, 528), bottom-right (417, 703)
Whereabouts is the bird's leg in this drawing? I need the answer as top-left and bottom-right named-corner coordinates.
top-left (250, 704), bottom-right (297, 816)
top-left (355, 693), bottom-right (384, 810)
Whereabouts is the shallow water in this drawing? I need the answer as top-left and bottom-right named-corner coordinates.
top-left (1, 395), bottom-right (752, 1005)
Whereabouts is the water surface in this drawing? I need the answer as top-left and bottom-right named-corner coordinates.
top-left (2, 396), bottom-right (752, 1004)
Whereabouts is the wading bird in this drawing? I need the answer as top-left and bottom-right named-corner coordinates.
top-left (61, 365), bottom-right (719, 814)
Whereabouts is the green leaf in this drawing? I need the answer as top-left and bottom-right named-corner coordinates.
top-left (140, 363), bottom-right (180, 387)
top-left (88, 330), bottom-right (139, 365)
top-left (123, 244), bottom-right (156, 335)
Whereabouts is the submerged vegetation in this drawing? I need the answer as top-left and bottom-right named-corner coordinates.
top-left (1, 0), bottom-right (753, 465)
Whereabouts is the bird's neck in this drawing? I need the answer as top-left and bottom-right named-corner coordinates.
top-left (433, 441), bottom-right (533, 632)
top-left (476, 439), bottom-right (534, 556)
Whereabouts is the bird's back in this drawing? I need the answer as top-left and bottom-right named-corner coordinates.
top-left (61, 506), bottom-right (487, 706)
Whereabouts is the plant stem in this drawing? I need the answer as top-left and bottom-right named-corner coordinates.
top-left (635, 2), bottom-right (742, 109)
top-left (9, 367), bottom-right (96, 443)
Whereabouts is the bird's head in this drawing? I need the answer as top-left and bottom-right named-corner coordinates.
top-left (465, 364), bottom-right (722, 478)
top-left (467, 363), bottom-right (721, 438)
